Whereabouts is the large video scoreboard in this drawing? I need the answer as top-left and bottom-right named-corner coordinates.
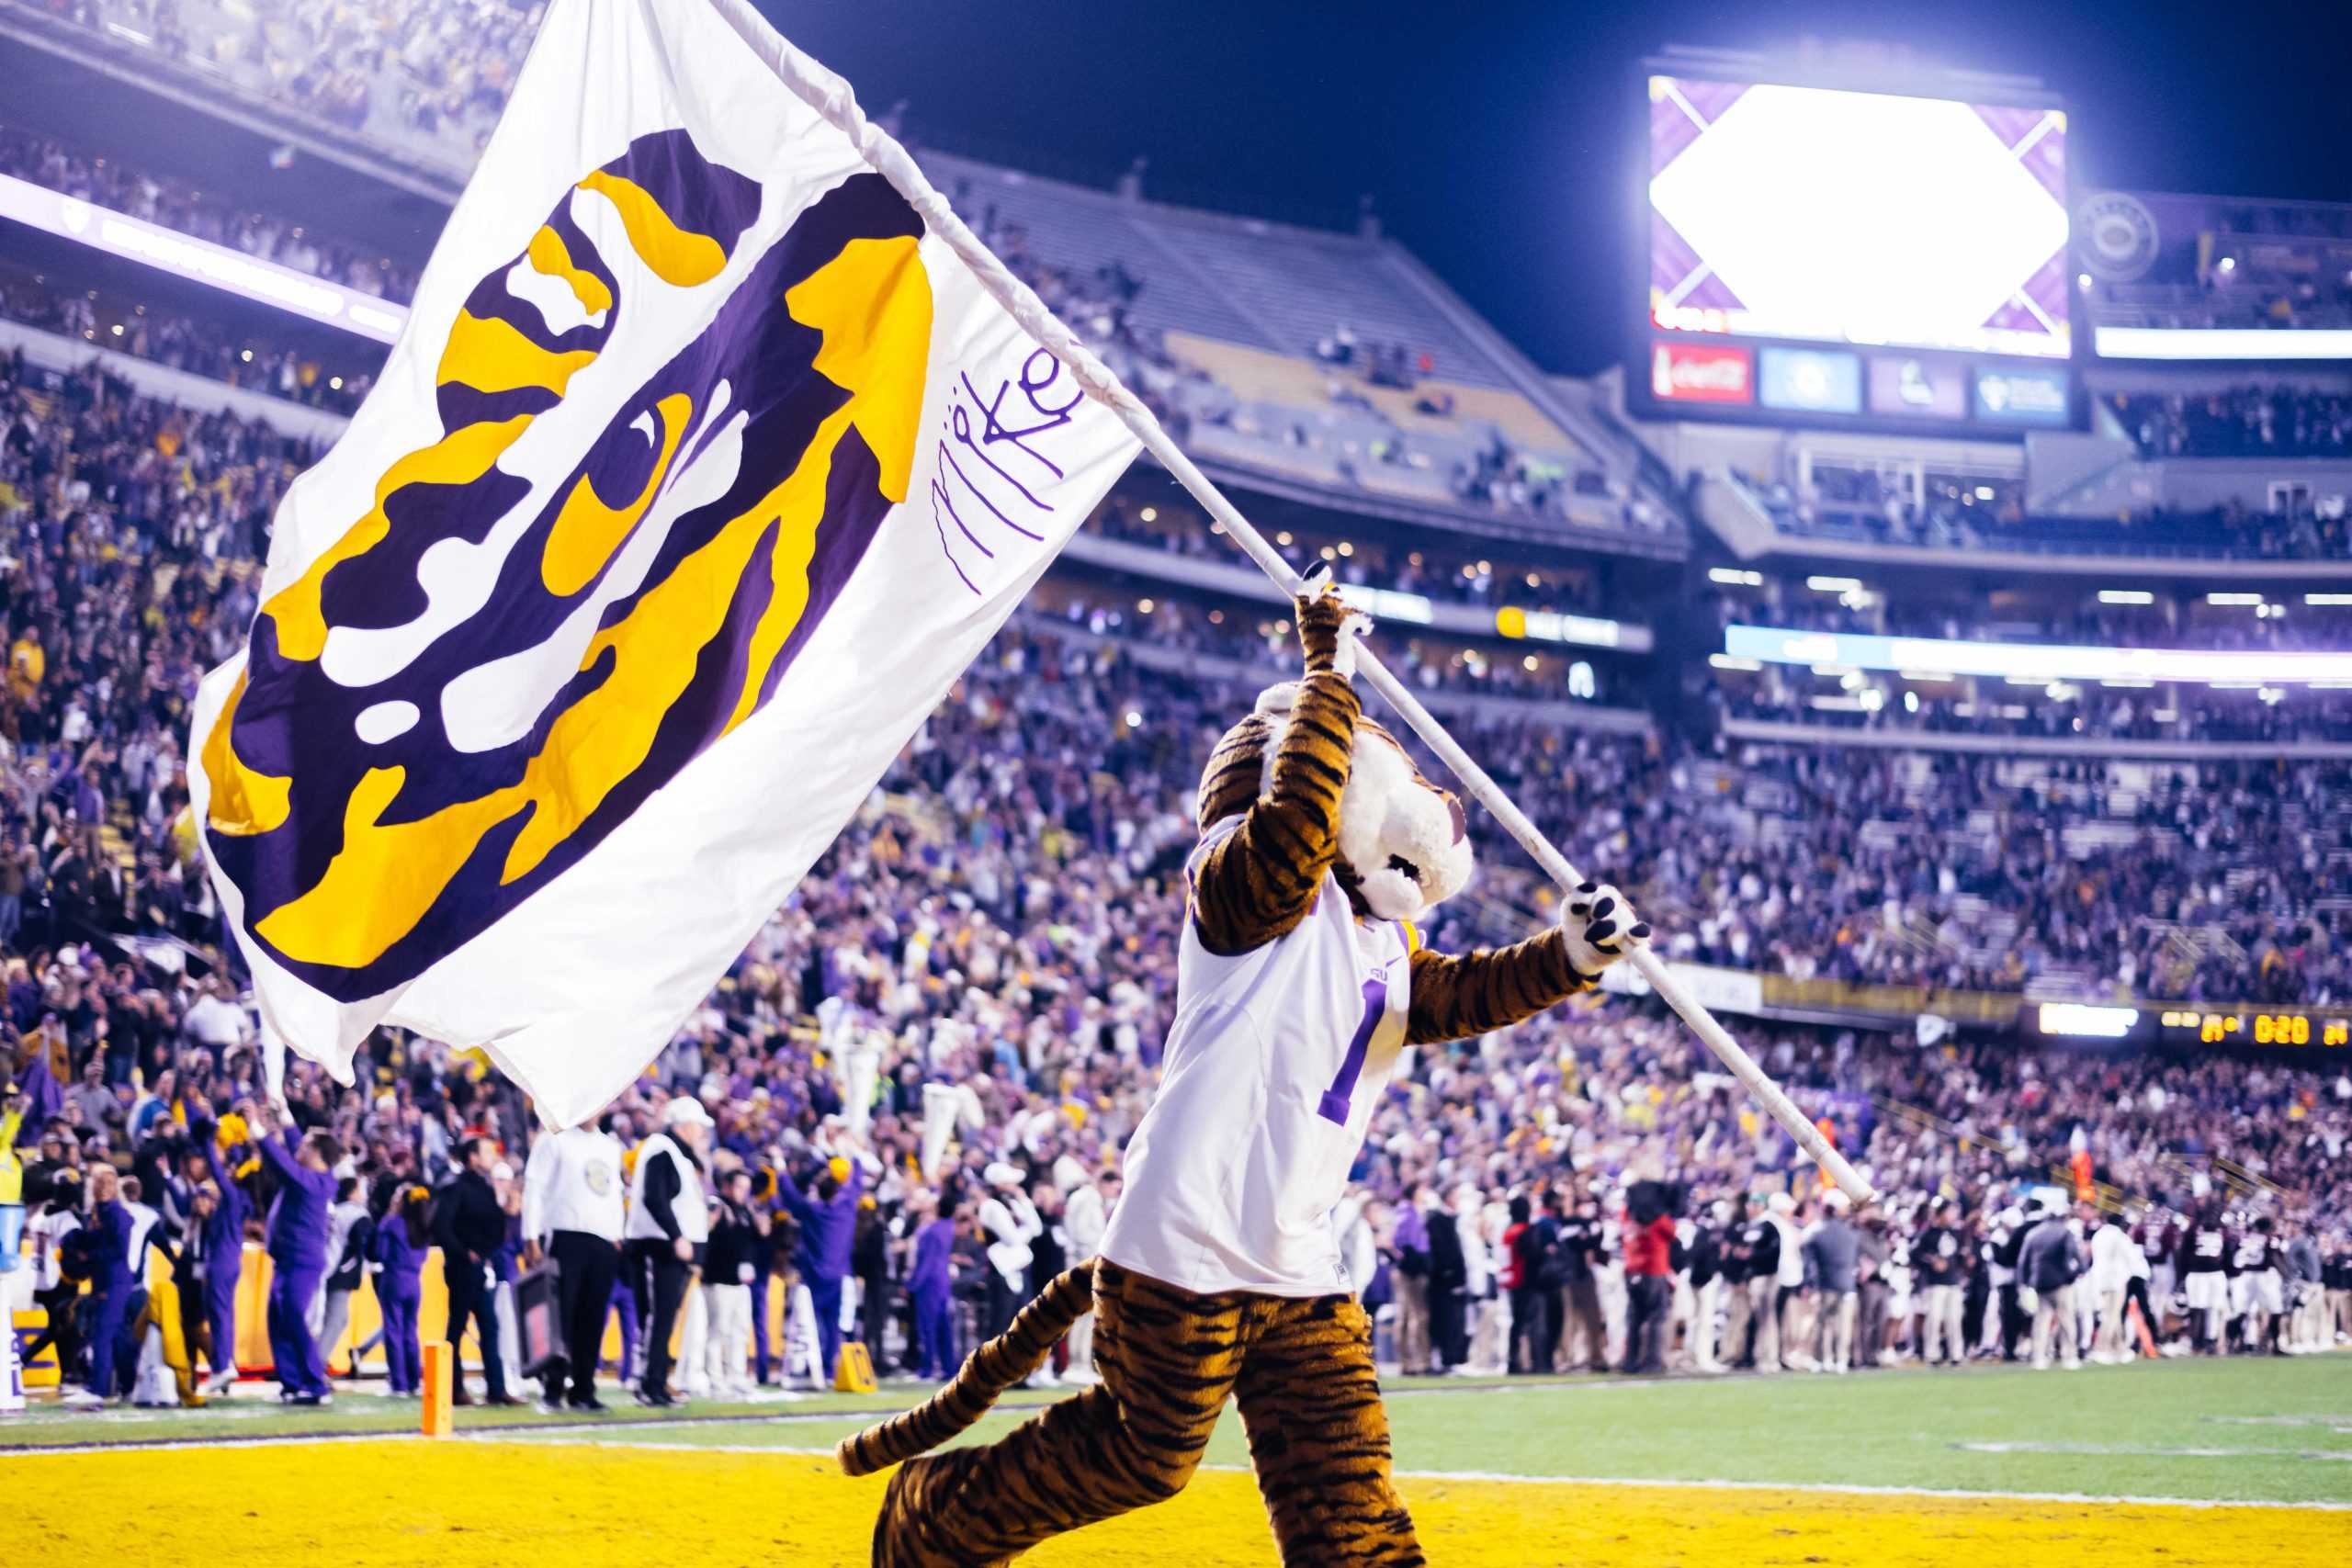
top-left (1639, 67), bottom-right (2076, 434)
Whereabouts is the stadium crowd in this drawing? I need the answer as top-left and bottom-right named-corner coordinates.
top-left (2116, 384), bottom-right (2352, 460)
top-left (29, 0), bottom-right (540, 164)
top-left (0, 122), bottom-right (421, 303)
top-left (4, 811), bottom-right (2347, 1405)
top-left (0, 267), bottom-right (381, 412)
top-left (0, 336), bottom-right (2346, 1411)
top-left (1736, 468), bottom-right (2351, 561)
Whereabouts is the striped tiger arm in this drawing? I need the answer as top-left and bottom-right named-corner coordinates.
top-left (1404, 931), bottom-right (1592, 1045)
top-left (1190, 597), bottom-right (1363, 956)
top-left (836, 1264), bottom-right (1095, 1477)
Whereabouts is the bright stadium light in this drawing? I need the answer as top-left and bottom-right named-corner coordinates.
top-left (2207, 592), bottom-right (2265, 605)
top-left (2306, 593), bottom-right (2352, 605)
top-left (2097, 590), bottom-right (2154, 604)
top-left (2038, 1003), bottom-right (2140, 1039)
top-left (1806, 575), bottom-right (1863, 592)
top-left (1709, 567), bottom-right (1764, 586)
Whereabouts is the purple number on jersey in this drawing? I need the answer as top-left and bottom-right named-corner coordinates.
top-left (1317, 977), bottom-right (1388, 1126)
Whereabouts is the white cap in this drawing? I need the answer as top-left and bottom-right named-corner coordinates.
top-left (663, 1096), bottom-right (715, 1129)
top-left (1767, 1192), bottom-right (1795, 1214)
top-left (985, 1161), bottom-right (1024, 1190)
top-left (1824, 1189), bottom-right (1850, 1213)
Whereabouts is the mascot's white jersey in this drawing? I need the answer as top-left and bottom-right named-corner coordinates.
top-left (1100, 815), bottom-right (1412, 1296)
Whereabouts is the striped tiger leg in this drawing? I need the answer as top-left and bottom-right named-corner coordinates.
top-left (1231, 1294), bottom-right (1425, 1566)
top-left (871, 1261), bottom-right (1250, 1568)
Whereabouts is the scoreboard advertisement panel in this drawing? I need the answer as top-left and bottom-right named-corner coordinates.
top-left (1640, 70), bottom-right (2076, 434)
top-left (2027, 1001), bottom-right (2352, 1051)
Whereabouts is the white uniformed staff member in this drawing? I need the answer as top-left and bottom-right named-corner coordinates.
top-left (522, 1111), bottom-right (627, 1411)
top-left (625, 1098), bottom-right (713, 1407)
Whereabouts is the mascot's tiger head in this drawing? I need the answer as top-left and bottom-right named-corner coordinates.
top-left (1196, 682), bottom-right (1475, 924)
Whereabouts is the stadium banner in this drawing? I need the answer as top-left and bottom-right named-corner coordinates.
top-left (1600, 958), bottom-right (1765, 1018)
top-left (185, 0), bottom-right (1141, 1126)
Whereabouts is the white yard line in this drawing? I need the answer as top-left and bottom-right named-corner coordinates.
top-left (469, 1430), bottom-right (2352, 1511)
top-left (9, 1415), bottom-right (2352, 1515)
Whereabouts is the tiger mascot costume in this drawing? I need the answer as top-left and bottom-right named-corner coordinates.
top-left (842, 581), bottom-right (1648, 1564)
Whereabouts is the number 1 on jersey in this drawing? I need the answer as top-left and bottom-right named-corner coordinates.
top-left (1317, 977), bottom-right (1388, 1126)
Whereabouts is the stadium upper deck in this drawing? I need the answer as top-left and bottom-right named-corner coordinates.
top-left (0, 0), bottom-right (1682, 554)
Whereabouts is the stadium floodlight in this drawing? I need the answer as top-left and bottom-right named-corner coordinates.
top-left (2097, 590), bottom-right (2154, 604)
top-left (2206, 592), bottom-right (2265, 605)
top-left (1805, 575), bottom-right (1863, 592)
top-left (1708, 653), bottom-right (1762, 671)
top-left (2305, 593), bottom-right (2352, 605)
top-left (1708, 567), bottom-right (1764, 586)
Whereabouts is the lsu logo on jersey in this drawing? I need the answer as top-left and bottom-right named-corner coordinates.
top-left (201, 130), bottom-right (936, 999)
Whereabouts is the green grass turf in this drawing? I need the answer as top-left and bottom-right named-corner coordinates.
top-left (9, 1359), bottom-right (2351, 1506)
top-left (492, 1358), bottom-right (2352, 1506)
top-left (0, 1382), bottom-right (1038, 1447)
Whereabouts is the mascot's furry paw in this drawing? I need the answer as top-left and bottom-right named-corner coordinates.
top-left (1561, 880), bottom-right (1648, 980)
top-left (1294, 569), bottom-right (1373, 680)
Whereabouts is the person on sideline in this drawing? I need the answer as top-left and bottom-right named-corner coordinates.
top-left (702, 1167), bottom-right (763, 1400)
top-left (626, 1097), bottom-right (714, 1407)
top-left (521, 1113), bottom-right (626, 1412)
top-left (437, 1134), bottom-right (520, 1407)
top-left (1804, 1190), bottom-right (1862, 1373)
top-left (906, 1187), bottom-right (960, 1381)
top-left (370, 1180), bottom-right (431, 1397)
top-left (316, 1178), bottom-right (373, 1382)
top-left (2019, 1195), bottom-right (2088, 1371)
top-left (245, 1100), bottom-right (337, 1406)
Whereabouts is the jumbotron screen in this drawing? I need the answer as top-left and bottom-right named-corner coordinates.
top-left (1648, 76), bottom-right (2071, 360)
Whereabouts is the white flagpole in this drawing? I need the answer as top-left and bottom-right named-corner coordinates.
top-left (711, 0), bottom-right (1876, 1207)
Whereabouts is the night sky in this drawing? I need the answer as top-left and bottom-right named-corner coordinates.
top-left (760, 0), bottom-right (2352, 374)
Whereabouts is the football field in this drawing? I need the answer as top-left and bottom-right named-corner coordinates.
top-left (6, 1357), bottom-right (2348, 1564)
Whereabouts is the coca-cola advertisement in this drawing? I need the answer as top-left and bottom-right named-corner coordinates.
top-left (1651, 342), bottom-right (1754, 403)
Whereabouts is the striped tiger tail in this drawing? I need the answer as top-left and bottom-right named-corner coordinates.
top-left (836, 1263), bottom-right (1095, 1476)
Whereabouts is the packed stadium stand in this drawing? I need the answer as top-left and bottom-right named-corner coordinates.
top-left (0, 7), bottom-right (2346, 1467)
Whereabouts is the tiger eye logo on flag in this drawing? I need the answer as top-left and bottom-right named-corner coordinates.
top-left (200, 130), bottom-right (937, 1000)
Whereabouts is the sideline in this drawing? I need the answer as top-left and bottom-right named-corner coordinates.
top-left (10, 1424), bottom-right (2351, 1514)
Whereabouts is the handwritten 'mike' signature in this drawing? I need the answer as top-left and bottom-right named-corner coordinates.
top-left (931, 347), bottom-right (1085, 593)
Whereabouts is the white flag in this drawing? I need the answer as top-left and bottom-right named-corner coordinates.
top-left (187, 0), bottom-right (1141, 1126)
